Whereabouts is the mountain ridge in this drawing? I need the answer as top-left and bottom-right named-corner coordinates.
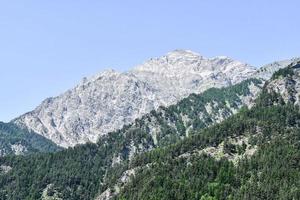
top-left (12, 50), bottom-right (300, 147)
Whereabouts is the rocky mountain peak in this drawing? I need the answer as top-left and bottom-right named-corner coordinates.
top-left (133, 49), bottom-right (203, 73)
top-left (12, 50), bottom-right (296, 148)
top-left (165, 49), bottom-right (204, 60)
top-left (133, 50), bottom-right (255, 82)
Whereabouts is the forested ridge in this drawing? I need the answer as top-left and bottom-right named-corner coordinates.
top-left (115, 103), bottom-right (300, 200)
top-left (0, 65), bottom-right (300, 200)
top-left (0, 122), bottom-right (61, 156)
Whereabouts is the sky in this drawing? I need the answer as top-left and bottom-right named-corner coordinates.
top-left (0, 0), bottom-right (299, 122)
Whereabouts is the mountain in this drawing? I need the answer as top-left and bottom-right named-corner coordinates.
top-left (0, 122), bottom-right (61, 157)
top-left (1, 62), bottom-right (300, 199)
top-left (113, 96), bottom-right (300, 200)
top-left (1, 56), bottom-right (299, 199)
top-left (0, 78), bottom-right (263, 199)
top-left (12, 50), bottom-right (258, 148)
top-left (100, 61), bottom-right (300, 200)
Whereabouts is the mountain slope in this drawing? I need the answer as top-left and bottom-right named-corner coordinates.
top-left (1, 61), bottom-right (300, 199)
top-left (13, 50), bottom-right (257, 147)
top-left (106, 78), bottom-right (262, 165)
top-left (114, 103), bottom-right (300, 200)
top-left (0, 78), bottom-right (262, 200)
top-left (0, 122), bottom-right (62, 156)
top-left (102, 62), bottom-right (300, 200)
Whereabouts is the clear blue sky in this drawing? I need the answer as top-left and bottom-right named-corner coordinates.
top-left (0, 1), bottom-right (299, 122)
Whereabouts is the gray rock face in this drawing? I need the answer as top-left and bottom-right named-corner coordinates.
top-left (265, 62), bottom-right (300, 105)
top-left (132, 50), bottom-right (256, 100)
top-left (253, 57), bottom-right (300, 80)
top-left (14, 70), bottom-right (162, 147)
top-left (11, 50), bottom-right (298, 147)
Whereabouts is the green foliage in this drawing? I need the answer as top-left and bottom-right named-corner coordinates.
top-left (116, 104), bottom-right (300, 200)
top-left (223, 141), bottom-right (238, 155)
top-left (118, 155), bottom-right (235, 200)
top-left (0, 142), bottom-right (108, 199)
top-left (0, 122), bottom-right (62, 156)
top-left (271, 67), bottom-right (294, 80)
top-left (255, 89), bottom-right (285, 107)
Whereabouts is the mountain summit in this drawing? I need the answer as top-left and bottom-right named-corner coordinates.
top-left (11, 50), bottom-right (296, 147)
top-left (133, 49), bottom-right (254, 83)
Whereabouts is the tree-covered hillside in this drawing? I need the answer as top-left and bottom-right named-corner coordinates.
top-left (0, 122), bottom-right (62, 157)
top-left (0, 79), bottom-right (262, 200)
top-left (115, 103), bottom-right (300, 200)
